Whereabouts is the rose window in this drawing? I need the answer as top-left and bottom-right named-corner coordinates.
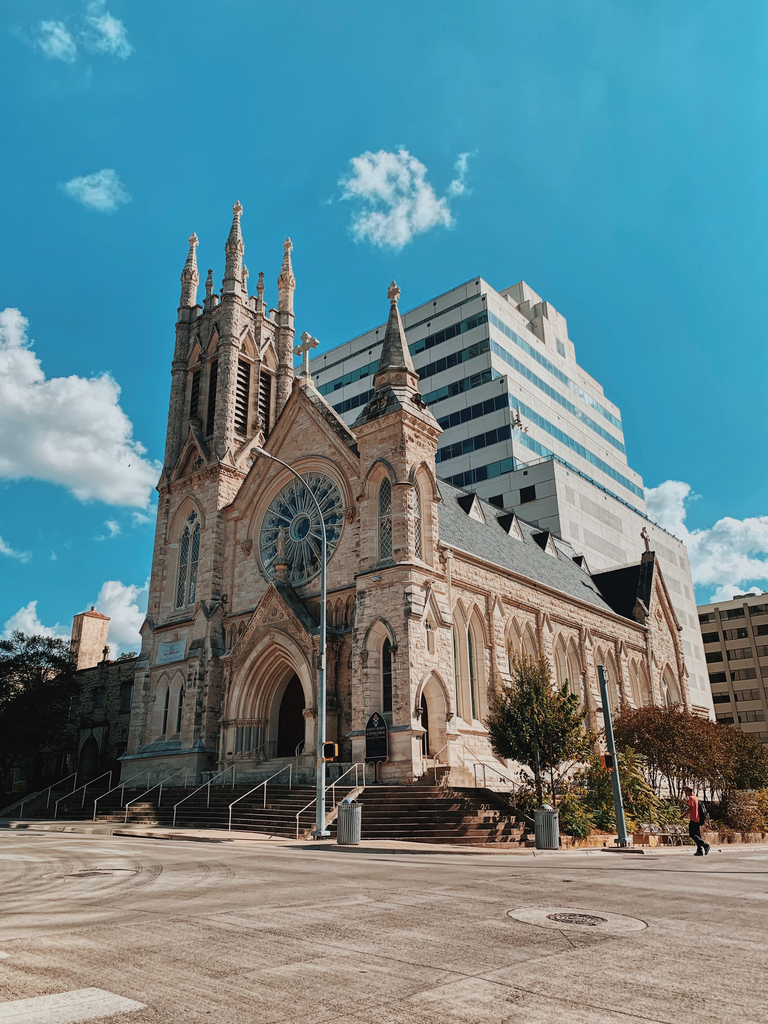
top-left (259, 473), bottom-right (343, 586)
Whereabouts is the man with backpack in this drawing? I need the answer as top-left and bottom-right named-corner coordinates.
top-left (683, 786), bottom-right (710, 856)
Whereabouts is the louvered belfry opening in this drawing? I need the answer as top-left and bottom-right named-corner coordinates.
top-left (189, 368), bottom-right (200, 421)
top-left (205, 359), bottom-right (218, 437)
top-left (234, 359), bottom-right (251, 436)
top-left (258, 369), bottom-right (273, 434)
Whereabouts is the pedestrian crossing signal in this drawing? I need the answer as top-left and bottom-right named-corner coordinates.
top-left (601, 753), bottom-right (615, 771)
top-left (322, 742), bottom-right (338, 762)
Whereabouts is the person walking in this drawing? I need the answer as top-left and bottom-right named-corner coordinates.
top-left (683, 786), bottom-right (710, 856)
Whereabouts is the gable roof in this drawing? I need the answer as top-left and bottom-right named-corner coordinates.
top-left (592, 556), bottom-right (656, 621)
top-left (437, 481), bottom-right (618, 614)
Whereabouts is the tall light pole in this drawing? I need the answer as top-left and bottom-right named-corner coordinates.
top-left (597, 664), bottom-right (629, 847)
top-left (252, 447), bottom-right (329, 838)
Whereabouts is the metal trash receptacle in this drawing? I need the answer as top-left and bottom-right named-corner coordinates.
top-left (337, 797), bottom-right (362, 845)
top-left (534, 805), bottom-right (560, 850)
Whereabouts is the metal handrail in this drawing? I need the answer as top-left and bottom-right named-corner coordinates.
top-left (54, 770), bottom-right (113, 819)
top-left (172, 763), bottom-right (235, 827)
top-left (124, 766), bottom-right (189, 823)
top-left (295, 762), bottom-right (366, 839)
top-left (92, 768), bottom-right (151, 821)
top-left (228, 764), bottom-right (293, 831)
top-left (471, 759), bottom-right (519, 794)
top-left (17, 771), bottom-right (77, 819)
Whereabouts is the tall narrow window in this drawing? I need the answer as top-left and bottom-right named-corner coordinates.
top-left (175, 688), bottom-right (184, 734)
top-left (453, 630), bottom-right (460, 713)
top-left (205, 359), bottom-right (218, 436)
top-left (189, 368), bottom-right (201, 422)
top-left (378, 478), bottom-right (392, 560)
top-left (188, 522), bottom-right (200, 603)
top-left (176, 512), bottom-right (199, 608)
top-left (382, 639), bottom-right (393, 715)
top-left (234, 359), bottom-right (251, 436)
top-left (176, 528), bottom-right (190, 608)
top-left (468, 629), bottom-right (478, 720)
top-left (258, 369), bottom-right (272, 433)
top-left (162, 688), bottom-right (170, 735)
top-left (413, 486), bottom-right (422, 559)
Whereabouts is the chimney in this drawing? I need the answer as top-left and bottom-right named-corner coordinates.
top-left (70, 607), bottom-right (110, 670)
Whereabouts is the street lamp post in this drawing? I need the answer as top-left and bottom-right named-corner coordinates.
top-left (597, 664), bottom-right (629, 847)
top-left (252, 447), bottom-right (329, 838)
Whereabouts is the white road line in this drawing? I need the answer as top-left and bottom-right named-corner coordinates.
top-left (0, 987), bottom-right (145, 1023)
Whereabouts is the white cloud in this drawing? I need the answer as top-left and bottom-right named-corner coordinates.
top-left (0, 536), bottom-right (31, 563)
top-left (646, 480), bottom-right (768, 600)
top-left (95, 578), bottom-right (148, 655)
top-left (96, 519), bottom-right (121, 541)
top-left (130, 506), bottom-right (156, 527)
top-left (0, 307), bottom-right (159, 508)
top-left (83, 1), bottom-right (132, 59)
top-left (448, 152), bottom-right (474, 197)
top-left (2, 600), bottom-right (69, 641)
top-left (36, 21), bottom-right (78, 62)
top-left (338, 148), bottom-right (471, 250)
top-left (60, 168), bottom-right (130, 213)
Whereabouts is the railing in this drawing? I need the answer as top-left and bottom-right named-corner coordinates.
top-left (92, 768), bottom-right (151, 821)
top-left (172, 763), bottom-right (236, 827)
top-left (228, 764), bottom-right (292, 831)
top-left (295, 762), bottom-right (367, 839)
top-left (123, 767), bottom-right (189, 824)
top-left (54, 770), bottom-right (113, 819)
top-left (17, 771), bottom-right (77, 819)
top-left (471, 760), bottom-right (519, 795)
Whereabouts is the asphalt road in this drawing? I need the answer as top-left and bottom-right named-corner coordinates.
top-left (0, 831), bottom-right (766, 1024)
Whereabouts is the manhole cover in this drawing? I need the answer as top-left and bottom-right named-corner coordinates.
top-left (547, 912), bottom-right (606, 926)
top-left (507, 907), bottom-right (647, 933)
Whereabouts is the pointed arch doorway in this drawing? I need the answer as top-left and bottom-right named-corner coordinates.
top-left (276, 673), bottom-right (306, 756)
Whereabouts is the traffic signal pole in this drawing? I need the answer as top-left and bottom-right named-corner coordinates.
top-left (597, 664), bottom-right (629, 847)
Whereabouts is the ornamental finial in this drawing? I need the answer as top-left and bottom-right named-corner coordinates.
top-left (387, 280), bottom-right (400, 305)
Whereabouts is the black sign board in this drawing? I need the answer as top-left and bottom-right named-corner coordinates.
top-left (365, 712), bottom-right (389, 764)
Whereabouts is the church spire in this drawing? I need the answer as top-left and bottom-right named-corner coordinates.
top-left (222, 201), bottom-right (244, 294)
top-left (372, 281), bottom-right (419, 392)
top-left (275, 238), bottom-right (296, 417)
top-left (179, 233), bottom-right (199, 307)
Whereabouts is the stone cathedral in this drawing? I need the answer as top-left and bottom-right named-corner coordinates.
top-left (124, 203), bottom-right (690, 785)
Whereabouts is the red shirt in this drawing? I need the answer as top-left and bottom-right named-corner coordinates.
top-left (687, 795), bottom-right (699, 822)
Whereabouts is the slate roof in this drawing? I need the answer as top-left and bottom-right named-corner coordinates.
top-left (273, 579), bottom-right (319, 636)
top-left (298, 380), bottom-right (359, 456)
top-left (436, 481), bottom-right (624, 616)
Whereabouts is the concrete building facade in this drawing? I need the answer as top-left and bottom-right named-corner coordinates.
top-left (120, 208), bottom-right (697, 787)
top-left (698, 592), bottom-right (768, 745)
top-left (309, 277), bottom-right (713, 717)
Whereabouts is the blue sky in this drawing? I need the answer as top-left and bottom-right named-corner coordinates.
top-left (2, 0), bottom-right (768, 650)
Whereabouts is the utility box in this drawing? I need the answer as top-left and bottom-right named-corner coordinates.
top-left (534, 805), bottom-right (560, 850)
top-left (337, 797), bottom-right (362, 845)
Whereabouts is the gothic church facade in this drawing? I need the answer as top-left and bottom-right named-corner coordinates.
top-left (124, 205), bottom-right (690, 785)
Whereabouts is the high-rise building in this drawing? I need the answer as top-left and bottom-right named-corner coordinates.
top-left (310, 276), bottom-right (714, 716)
top-left (698, 593), bottom-right (768, 745)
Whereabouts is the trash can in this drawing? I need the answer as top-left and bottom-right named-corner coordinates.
top-left (336, 797), bottom-right (362, 845)
top-left (534, 804), bottom-right (560, 850)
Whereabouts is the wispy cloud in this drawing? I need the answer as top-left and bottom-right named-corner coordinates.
top-left (646, 480), bottom-right (768, 600)
top-left (338, 148), bottom-right (473, 250)
top-left (0, 535), bottom-right (31, 563)
top-left (83, 1), bottom-right (132, 59)
top-left (96, 518), bottom-right (121, 540)
top-left (60, 168), bottom-right (131, 213)
top-left (33, 4), bottom-right (131, 64)
top-left (448, 152), bottom-right (474, 197)
top-left (36, 21), bottom-right (78, 62)
top-left (0, 307), bottom-right (159, 508)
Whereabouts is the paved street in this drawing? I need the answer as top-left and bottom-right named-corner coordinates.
top-left (0, 831), bottom-right (766, 1024)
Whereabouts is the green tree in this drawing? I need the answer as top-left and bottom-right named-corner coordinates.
top-left (485, 653), bottom-right (593, 806)
top-left (0, 632), bottom-right (79, 785)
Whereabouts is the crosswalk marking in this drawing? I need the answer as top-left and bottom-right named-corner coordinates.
top-left (0, 987), bottom-right (145, 1023)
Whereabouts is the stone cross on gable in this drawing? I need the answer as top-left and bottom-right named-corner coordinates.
top-left (293, 331), bottom-right (319, 378)
top-left (387, 280), bottom-right (400, 305)
top-left (640, 526), bottom-right (651, 553)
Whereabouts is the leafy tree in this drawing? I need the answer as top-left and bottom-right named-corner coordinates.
top-left (0, 632), bottom-right (79, 785)
top-left (485, 653), bottom-right (593, 806)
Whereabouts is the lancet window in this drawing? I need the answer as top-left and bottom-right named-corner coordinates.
top-left (176, 512), bottom-right (201, 608)
top-left (234, 359), bottom-right (251, 436)
top-left (413, 486), bottom-right (422, 559)
top-left (378, 479), bottom-right (392, 560)
top-left (382, 639), bottom-right (393, 716)
top-left (205, 359), bottom-right (218, 436)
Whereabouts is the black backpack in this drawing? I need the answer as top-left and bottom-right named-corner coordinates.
top-left (698, 800), bottom-right (708, 824)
